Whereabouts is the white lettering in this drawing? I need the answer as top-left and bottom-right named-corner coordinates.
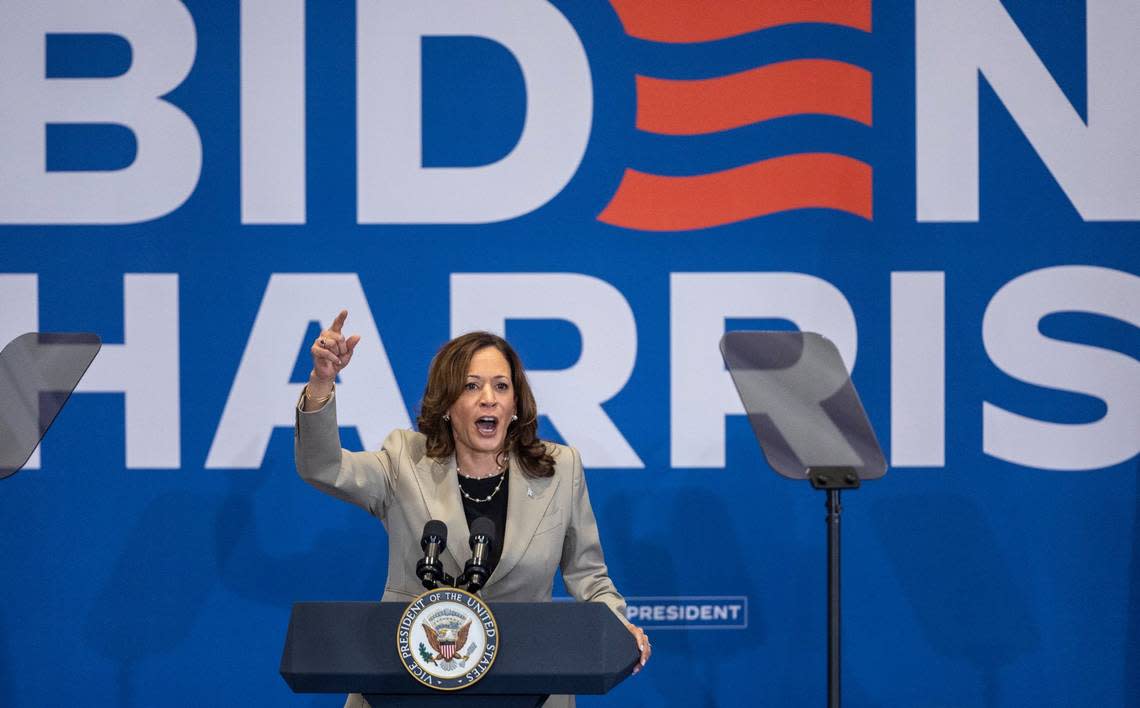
top-left (983, 266), bottom-right (1140, 470)
top-left (0, 0), bottom-right (201, 224)
top-left (356, 0), bottom-right (592, 223)
top-left (241, 0), bottom-right (306, 223)
top-left (206, 274), bottom-right (410, 468)
top-left (0, 274), bottom-right (41, 467)
top-left (76, 274), bottom-right (180, 467)
top-left (916, 0), bottom-right (1140, 220)
top-left (890, 272), bottom-right (946, 466)
top-left (670, 273), bottom-right (857, 468)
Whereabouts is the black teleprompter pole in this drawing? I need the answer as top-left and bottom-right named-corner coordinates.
top-left (809, 467), bottom-right (859, 708)
top-left (826, 488), bottom-right (842, 708)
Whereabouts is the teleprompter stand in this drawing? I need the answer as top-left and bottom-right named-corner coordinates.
top-left (280, 601), bottom-right (639, 707)
top-left (809, 466), bottom-right (859, 708)
top-left (0, 332), bottom-right (101, 481)
top-left (721, 332), bottom-right (887, 708)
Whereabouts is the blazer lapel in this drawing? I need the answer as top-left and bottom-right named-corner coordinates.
top-left (484, 451), bottom-right (559, 591)
top-left (417, 455), bottom-right (471, 572)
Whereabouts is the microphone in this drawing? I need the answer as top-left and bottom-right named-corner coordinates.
top-left (460, 517), bottom-right (497, 594)
top-left (416, 520), bottom-right (450, 590)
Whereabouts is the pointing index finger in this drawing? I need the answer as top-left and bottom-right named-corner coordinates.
top-left (329, 309), bottom-right (348, 334)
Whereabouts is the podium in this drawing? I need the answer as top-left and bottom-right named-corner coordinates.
top-left (280, 601), bottom-right (639, 707)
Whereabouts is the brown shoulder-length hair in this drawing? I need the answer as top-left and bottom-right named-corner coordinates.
top-left (417, 332), bottom-right (555, 478)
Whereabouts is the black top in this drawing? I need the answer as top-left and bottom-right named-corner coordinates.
top-left (457, 469), bottom-right (509, 576)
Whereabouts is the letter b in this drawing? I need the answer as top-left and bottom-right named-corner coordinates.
top-left (0, 0), bottom-right (201, 224)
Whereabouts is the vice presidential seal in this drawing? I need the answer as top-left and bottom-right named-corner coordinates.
top-left (396, 588), bottom-right (499, 690)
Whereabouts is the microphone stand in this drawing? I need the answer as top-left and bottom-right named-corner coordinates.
top-left (458, 518), bottom-right (496, 594)
top-left (415, 558), bottom-right (455, 590)
top-left (457, 556), bottom-right (490, 594)
top-left (416, 526), bottom-right (455, 590)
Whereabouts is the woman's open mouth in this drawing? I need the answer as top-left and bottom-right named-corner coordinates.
top-left (475, 416), bottom-right (498, 436)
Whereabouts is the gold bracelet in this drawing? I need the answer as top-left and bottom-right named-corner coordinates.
top-left (306, 386), bottom-right (334, 406)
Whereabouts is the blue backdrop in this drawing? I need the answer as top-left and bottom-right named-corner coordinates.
top-left (1, 1), bottom-right (1138, 706)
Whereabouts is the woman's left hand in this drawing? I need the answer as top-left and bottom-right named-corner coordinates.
top-left (625, 622), bottom-right (651, 674)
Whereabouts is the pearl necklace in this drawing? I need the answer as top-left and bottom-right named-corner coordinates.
top-left (456, 464), bottom-right (506, 503)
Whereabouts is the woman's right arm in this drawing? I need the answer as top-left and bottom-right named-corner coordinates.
top-left (293, 309), bottom-right (394, 517)
top-left (295, 391), bottom-right (398, 518)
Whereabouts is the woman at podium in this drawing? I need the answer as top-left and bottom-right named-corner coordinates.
top-left (294, 310), bottom-right (651, 707)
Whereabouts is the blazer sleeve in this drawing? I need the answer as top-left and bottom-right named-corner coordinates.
top-left (293, 390), bottom-right (401, 520)
top-left (559, 446), bottom-right (628, 620)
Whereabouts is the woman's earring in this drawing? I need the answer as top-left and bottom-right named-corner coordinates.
top-left (511, 414), bottom-right (518, 422)
top-left (443, 413), bottom-right (450, 422)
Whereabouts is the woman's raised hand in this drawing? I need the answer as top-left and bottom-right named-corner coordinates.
top-left (306, 309), bottom-right (360, 404)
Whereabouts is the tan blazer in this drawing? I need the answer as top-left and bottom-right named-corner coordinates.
top-left (293, 390), bottom-right (626, 614)
top-left (294, 393), bottom-right (627, 708)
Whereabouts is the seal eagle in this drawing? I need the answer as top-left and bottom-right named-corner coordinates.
top-left (425, 620), bottom-right (473, 662)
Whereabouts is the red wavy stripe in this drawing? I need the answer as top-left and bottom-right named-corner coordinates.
top-left (637, 60), bottom-right (871, 135)
top-left (597, 154), bottom-right (872, 231)
top-left (609, 0), bottom-right (871, 43)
